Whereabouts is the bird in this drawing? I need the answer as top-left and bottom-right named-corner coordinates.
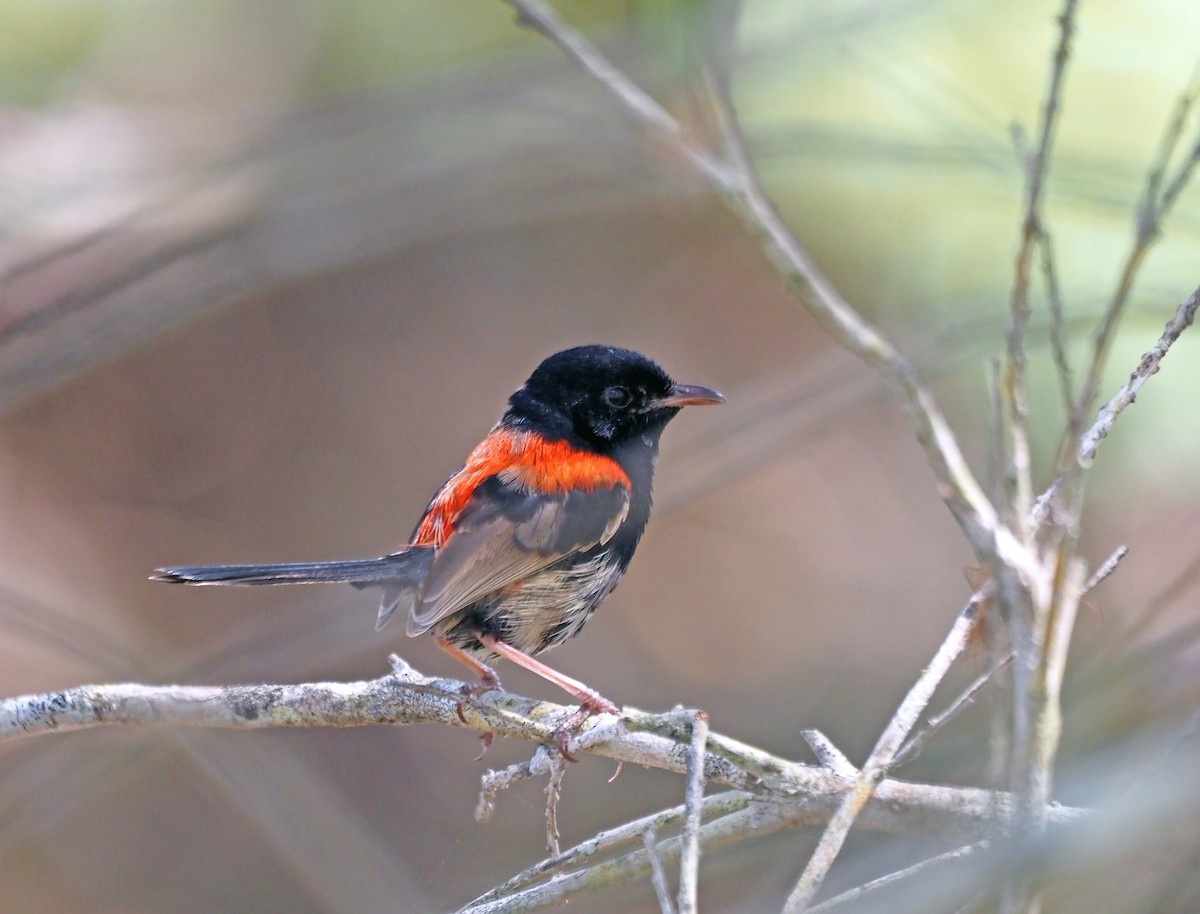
top-left (152, 345), bottom-right (723, 723)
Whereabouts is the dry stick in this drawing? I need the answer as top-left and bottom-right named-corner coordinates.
top-left (678, 711), bottom-right (708, 914)
top-left (1029, 559), bottom-right (1087, 815)
top-left (804, 841), bottom-right (991, 914)
top-left (988, 359), bottom-right (1016, 517)
top-left (1, 673), bottom-right (1089, 914)
top-left (1005, 0), bottom-right (1079, 537)
top-left (1138, 63), bottom-right (1200, 220)
top-left (801, 730), bottom-right (857, 778)
top-left (1105, 546), bottom-right (1200, 656)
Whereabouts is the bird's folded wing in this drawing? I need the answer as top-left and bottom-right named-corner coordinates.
top-left (406, 480), bottom-right (629, 637)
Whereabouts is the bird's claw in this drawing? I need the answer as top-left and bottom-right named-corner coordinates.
top-left (553, 692), bottom-right (619, 762)
top-left (456, 673), bottom-right (503, 742)
top-left (473, 732), bottom-right (495, 761)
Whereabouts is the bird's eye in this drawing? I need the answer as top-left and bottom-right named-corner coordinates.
top-left (602, 386), bottom-right (633, 409)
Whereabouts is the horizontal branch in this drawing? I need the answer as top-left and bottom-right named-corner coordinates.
top-left (0, 659), bottom-right (1086, 844)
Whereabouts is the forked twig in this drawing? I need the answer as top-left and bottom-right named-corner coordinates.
top-left (805, 841), bottom-right (990, 914)
top-left (781, 594), bottom-right (987, 913)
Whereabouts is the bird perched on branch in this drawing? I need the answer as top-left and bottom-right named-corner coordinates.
top-left (153, 345), bottom-right (723, 727)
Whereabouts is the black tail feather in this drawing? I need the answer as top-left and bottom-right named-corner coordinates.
top-left (150, 549), bottom-right (432, 588)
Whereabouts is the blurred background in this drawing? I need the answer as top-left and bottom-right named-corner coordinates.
top-left (2, 0), bottom-right (1200, 911)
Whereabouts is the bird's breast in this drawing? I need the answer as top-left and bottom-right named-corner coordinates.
top-left (486, 553), bottom-right (627, 655)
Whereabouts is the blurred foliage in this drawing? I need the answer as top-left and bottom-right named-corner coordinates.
top-left (0, 1), bottom-right (106, 105)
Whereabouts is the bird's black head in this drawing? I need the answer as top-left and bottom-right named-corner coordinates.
top-left (505, 345), bottom-right (723, 454)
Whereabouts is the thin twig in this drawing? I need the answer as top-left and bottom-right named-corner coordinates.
top-left (643, 829), bottom-right (678, 914)
top-left (989, 358), bottom-right (1016, 518)
top-left (677, 710), bottom-right (708, 914)
top-left (1032, 280), bottom-right (1200, 531)
top-left (801, 730), bottom-right (857, 778)
top-left (505, 0), bottom-right (735, 190)
top-left (1138, 63), bottom-right (1200, 233)
top-left (1107, 545), bottom-right (1200, 653)
top-left (804, 841), bottom-right (990, 914)
top-left (1083, 545), bottom-right (1127, 594)
top-left (896, 655), bottom-right (1014, 768)
top-left (1004, 0), bottom-right (1079, 536)
top-left (1078, 282), bottom-right (1200, 463)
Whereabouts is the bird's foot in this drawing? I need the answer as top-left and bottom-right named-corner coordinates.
top-left (454, 667), bottom-right (503, 724)
top-left (553, 689), bottom-right (619, 762)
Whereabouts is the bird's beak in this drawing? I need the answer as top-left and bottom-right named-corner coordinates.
top-left (648, 383), bottom-right (725, 410)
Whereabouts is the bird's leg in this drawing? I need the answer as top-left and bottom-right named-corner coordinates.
top-left (476, 633), bottom-right (618, 715)
top-left (436, 634), bottom-right (503, 696)
top-left (476, 633), bottom-right (619, 761)
top-left (436, 636), bottom-right (502, 759)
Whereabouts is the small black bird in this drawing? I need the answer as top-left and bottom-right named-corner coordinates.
top-left (153, 345), bottom-right (723, 716)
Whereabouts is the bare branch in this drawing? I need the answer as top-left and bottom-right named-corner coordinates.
top-left (1, 670), bottom-right (1085, 840)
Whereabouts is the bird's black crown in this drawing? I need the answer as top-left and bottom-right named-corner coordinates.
top-left (506, 345), bottom-right (679, 450)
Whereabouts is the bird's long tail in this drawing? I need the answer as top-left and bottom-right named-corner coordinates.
top-left (150, 549), bottom-right (434, 631)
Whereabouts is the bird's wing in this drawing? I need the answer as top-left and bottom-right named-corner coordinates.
top-left (405, 473), bottom-right (629, 637)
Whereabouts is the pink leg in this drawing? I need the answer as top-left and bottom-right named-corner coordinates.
top-left (435, 635), bottom-right (500, 757)
top-left (477, 633), bottom-right (618, 716)
top-left (436, 635), bottom-right (502, 692)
